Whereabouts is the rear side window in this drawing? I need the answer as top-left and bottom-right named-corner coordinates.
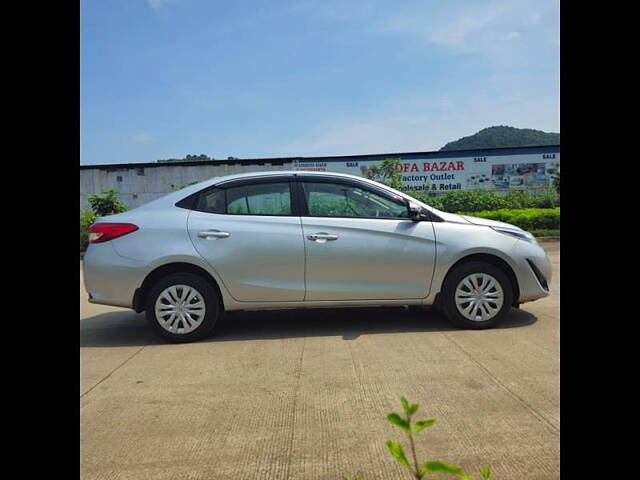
top-left (227, 182), bottom-right (291, 215)
top-left (192, 182), bottom-right (293, 216)
top-left (195, 188), bottom-right (225, 214)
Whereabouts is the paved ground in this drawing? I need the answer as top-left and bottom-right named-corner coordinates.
top-left (80, 242), bottom-right (559, 480)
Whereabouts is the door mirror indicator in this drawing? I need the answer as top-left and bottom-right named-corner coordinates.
top-left (408, 202), bottom-right (425, 221)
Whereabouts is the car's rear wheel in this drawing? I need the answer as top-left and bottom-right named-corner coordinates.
top-left (441, 261), bottom-right (513, 329)
top-left (145, 272), bottom-right (220, 342)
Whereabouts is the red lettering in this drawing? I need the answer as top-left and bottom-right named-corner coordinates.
top-left (411, 163), bottom-right (419, 172)
top-left (448, 162), bottom-right (456, 170)
top-left (423, 162), bottom-right (430, 172)
top-left (457, 161), bottom-right (464, 170)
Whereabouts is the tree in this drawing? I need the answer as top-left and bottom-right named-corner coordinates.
top-left (365, 158), bottom-right (404, 190)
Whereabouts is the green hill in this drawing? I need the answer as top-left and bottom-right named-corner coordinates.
top-left (440, 126), bottom-right (559, 151)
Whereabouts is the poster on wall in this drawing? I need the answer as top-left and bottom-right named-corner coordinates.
top-left (293, 151), bottom-right (560, 194)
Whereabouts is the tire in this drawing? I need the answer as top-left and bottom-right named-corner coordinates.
top-left (145, 272), bottom-right (221, 343)
top-left (441, 261), bottom-right (513, 329)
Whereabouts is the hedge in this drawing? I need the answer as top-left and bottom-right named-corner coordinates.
top-left (457, 208), bottom-right (560, 230)
top-left (409, 189), bottom-right (559, 213)
top-left (529, 229), bottom-right (560, 238)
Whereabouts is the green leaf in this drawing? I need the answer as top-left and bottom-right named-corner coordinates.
top-left (409, 403), bottom-right (419, 416)
top-left (481, 466), bottom-right (491, 479)
top-left (414, 419), bottom-right (436, 433)
top-left (461, 476), bottom-right (475, 480)
top-left (386, 413), bottom-right (410, 432)
top-left (422, 461), bottom-right (463, 475)
top-left (386, 440), bottom-right (411, 469)
top-left (401, 397), bottom-right (410, 416)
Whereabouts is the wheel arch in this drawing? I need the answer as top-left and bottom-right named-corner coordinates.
top-left (133, 262), bottom-right (224, 313)
top-left (437, 253), bottom-right (520, 308)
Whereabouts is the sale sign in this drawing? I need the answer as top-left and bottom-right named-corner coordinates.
top-left (293, 149), bottom-right (560, 194)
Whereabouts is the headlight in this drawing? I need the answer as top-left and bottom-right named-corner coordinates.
top-left (491, 226), bottom-right (538, 244)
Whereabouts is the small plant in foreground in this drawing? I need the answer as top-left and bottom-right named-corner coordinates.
top-left (385, 397), bottom-right (490, 480)
top-left (341, 398), bottom-right (491, 480)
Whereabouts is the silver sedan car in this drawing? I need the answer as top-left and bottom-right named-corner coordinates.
top-left (83, 171), bottom-right (551, 342)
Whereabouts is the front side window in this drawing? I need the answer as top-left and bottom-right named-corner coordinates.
top-left (302, 182), bottom-right (409, 218)
top-left (226, 182), bottom-right (292, 216)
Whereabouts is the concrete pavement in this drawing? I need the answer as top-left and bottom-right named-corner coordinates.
top-left (80, 242), bottom-right (559, 480)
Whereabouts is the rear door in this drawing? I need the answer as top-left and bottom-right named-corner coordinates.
top-left (187, 177), bottom-right (306, 302)
top-left (298, 177), bottom-right (436, 301)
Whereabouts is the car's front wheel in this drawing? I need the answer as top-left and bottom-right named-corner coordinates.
top-left (441, 261), bottom-right (513, 329)
top-left (145, 272), bottom-right (220, 342)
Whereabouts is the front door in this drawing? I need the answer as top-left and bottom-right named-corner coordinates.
top-left (299, 179), bottom-right (436, 301)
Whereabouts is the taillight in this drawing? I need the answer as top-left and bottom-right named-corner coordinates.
top-left (88, 223), bottom-right (139, 243)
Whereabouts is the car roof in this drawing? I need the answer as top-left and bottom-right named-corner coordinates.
top-left (209, 170), bottom-right (361, 182)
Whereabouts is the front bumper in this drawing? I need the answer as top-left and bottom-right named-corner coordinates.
top-left (514, 240), bottom-right (552, 303)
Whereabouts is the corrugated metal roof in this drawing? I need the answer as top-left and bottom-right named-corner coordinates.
top-left (79, 144), bottom-right (560, 170)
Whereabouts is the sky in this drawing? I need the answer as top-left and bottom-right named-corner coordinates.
top-left (80, 0), bottom-right (559, 165)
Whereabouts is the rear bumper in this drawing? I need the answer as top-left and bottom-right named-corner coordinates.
top-left (83, 243), bottom-right (147, 309)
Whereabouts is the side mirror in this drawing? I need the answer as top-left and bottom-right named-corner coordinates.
top-left (408, 202), bottom-right (424, 221)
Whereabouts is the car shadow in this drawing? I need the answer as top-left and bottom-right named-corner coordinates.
top-left (80, 306), bottom-right (538, 348)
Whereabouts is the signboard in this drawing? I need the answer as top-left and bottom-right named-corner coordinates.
top-left (293, 151), bottom-right (560, 194)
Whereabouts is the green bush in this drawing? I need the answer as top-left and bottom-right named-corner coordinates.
top-left (80, 229), bottom-right (89, 254)
top-left (80, 209), bottom-right (98, 228)
top-left (80, 209), bottom-right (98, 253)
top-left (88, 188), bottom-right (127, 216)
top-left (458, 208), bottom-right (560, 230)
top-left (504, 189), bottom-right (559, 209)
top-left (81, 189), bottom-right (127, 253)
top-left (408, 189), bottom-right (559, 213)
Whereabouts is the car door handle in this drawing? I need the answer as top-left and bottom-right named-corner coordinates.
top-left (307, 232), bottom-right (339, 241)
top-left (198, 230), bottom-right (230, 239)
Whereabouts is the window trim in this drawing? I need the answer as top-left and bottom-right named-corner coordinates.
top-left (176, 173), bottom-right (420, 220)
top-left (296, 177), bottom-right (411, 220)
top-left (181, 177), bottom-right (299, 217)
